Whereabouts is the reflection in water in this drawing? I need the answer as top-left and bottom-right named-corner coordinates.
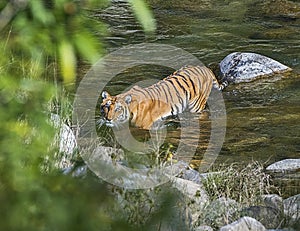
top-left (96, 66), bottom-right (299, 167)
top-left (89, 0), bottom-right (299, 194)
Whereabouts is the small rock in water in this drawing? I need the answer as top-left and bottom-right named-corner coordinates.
top-left (220, 52), bottom-right (291, 83)
top-left (266, 159), bottom-right (300, 173)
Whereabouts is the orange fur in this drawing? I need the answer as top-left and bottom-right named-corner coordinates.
top-left (101, 65), bottom-right (225, 129)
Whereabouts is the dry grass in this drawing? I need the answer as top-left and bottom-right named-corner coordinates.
top-left (196, 161), bottom-right (281, 229)
top-left (202, 161), bottom-right (279, 205)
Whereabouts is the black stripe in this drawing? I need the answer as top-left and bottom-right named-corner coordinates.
top-left (133, 87), bottom-right (148, 98)
top-left (165, 79), bottom-right (182, 99)
top-left (171, 106), bottom-right (175, 115)
top-left (178, 77), bottom-right (191, 101)
top-left (160, 81), bottom-right (173, 101)
top-left (177, 72), bottom-right (197, 99)
top-left (145, 88), bottom-right (155, 101)
top-left (166, 79), bottom-right (184, 110)
top-left (188, 67), bottom-right (201, 77)
top-left (195, 66), bottom-right (206, 75)
top-left (173, 78), bottom-right (189, 110)
top-left (160, 83), bottom-right (170, 103)
top-left (189, 77), bottom-right (199, 98)
top-left (176, 74), bottom-right (192, 89)
top-left (151, 85), bottom-right (163, 107)
top-left (171, 104), bottom-right (180, 115)
top-left (173, 77), bottom-right (187, 94)
top-left (197, 96), bottom-right (207, 111)
top-left (192, 67), bottom-right (204, 88)
top-left (149, 88), bottom-right (157, 98)
top-left (153, 85), bottom-right (162, 97)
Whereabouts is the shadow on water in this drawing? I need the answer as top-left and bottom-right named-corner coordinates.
top-left (84, 0), bottom-right (300, 194)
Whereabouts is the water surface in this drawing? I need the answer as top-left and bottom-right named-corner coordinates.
top-left (89, 0), bottom-right (299, 192)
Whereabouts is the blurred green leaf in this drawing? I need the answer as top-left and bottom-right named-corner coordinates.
top-left (128, 0), bottom-right (156, 33)
top-left (0, 0), bottom-right (162, 230)
top-left (74, 32), bottom-right (101, 63)
top-left (29, 1), bottom-right (55, 25)
top-left (59, 40), bottom-right (76, 85)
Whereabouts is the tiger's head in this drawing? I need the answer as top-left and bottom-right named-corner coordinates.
top-left (100, 91), bottom-right (132, 127)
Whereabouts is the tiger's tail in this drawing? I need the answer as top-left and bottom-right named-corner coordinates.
top-left (206, 63), bottom-right (229, 91)
top-left (213, 77), bottom-right (229, 91)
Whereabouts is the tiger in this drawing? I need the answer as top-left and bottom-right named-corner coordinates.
top-left (100, 65), bottom-right (227, 130)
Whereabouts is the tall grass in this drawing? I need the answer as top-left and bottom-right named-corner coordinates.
top-left (202, 161), bottom-right (279, 205)
top-left (197, 161), bottom-right (281, 229)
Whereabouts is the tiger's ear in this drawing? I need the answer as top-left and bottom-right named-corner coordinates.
top-left (125, 95), bottom-right (132, 104)
top-left (102, 91), bottom-right (110, 99)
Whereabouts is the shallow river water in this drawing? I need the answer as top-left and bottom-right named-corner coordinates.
top-left (85, 0), bottom-right (299, 193)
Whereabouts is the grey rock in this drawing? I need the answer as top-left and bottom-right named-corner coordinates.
top-left (50, 113), bottom-right (77, 169)
top-left (266, 159), bottom-right (300, 173)
top-left (171, 177), bottom-right (209, 226)
top-left (266, 160), bottom-right (300, 197)
top-left (267, 229), bottom-right (297, 231)
top-left (164, 178), bottom-right (205, 231)
top-left (220, 52), bottom-right (291, 83)
top-left (262, 194), bottom-right (283, 212)
top-left (220, 216), bottom-right (266, 231)
top-left (242, 206), bottom-right (283, 229)
top-left (157, 176), bottom-right (210, 230)
top-left (199, 171), bottom-right (224, 180)
top-left (71, 165), bottom-right (88, 177)
top-left (194, 225), bottom-right (213, 231)
top-left (87, 145), bottom-right (166, 188)
top-left (179, 166), bottom-right (203, 185)
top-left (283, 194), bottom-right (300, 227)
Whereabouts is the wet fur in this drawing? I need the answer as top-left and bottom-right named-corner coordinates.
top-left (101, 65), bottom-right (226, 130)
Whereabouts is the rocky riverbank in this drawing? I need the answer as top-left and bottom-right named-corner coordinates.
top-left (176, 160), bottom-right (300, 230)
top-left (55, 134), bottom-right (300, 230)
top-left (52, 45), bottom-right (299, 230)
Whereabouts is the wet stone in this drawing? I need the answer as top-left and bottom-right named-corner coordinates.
top-left (266, 159), bottom-right (300, 173)
top-left (219, 52), bottom-right (291, 84)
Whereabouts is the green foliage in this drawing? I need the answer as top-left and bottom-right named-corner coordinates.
top-left (0, 0), bottom-right (162, 230)
top-left (4, 0), bottom-right (107, 85)
top-left (0, 39), bottom-right (118, 230)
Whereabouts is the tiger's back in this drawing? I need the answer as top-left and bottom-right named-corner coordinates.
top-left (101, 65), bottom-right (226, 129)
top-left (143, 65), bottom-right (223, 114)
